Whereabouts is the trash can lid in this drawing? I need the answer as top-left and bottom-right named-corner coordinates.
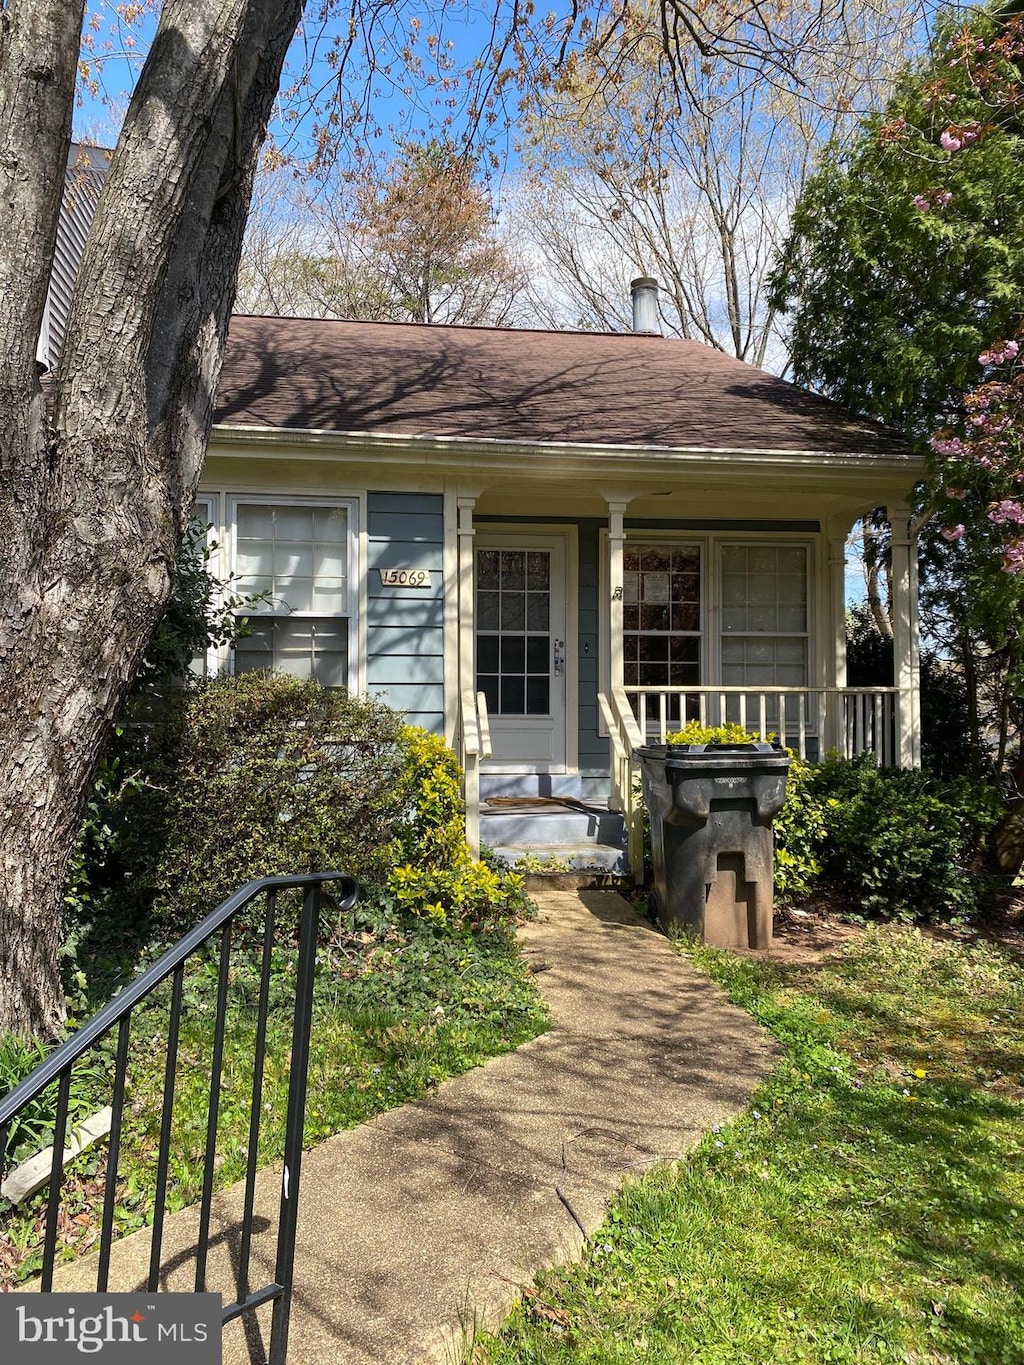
top-left (634, 741), bottom-right (791, 769)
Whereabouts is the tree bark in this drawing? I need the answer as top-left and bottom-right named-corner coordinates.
top-left (0, 0), bottom-right (304, 1037)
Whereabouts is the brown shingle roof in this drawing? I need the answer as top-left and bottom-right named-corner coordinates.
top-left (214, 315), bottom-right (903, 457)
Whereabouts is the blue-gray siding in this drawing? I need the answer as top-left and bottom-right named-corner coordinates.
top-left (365, 492), bottom-right (445, 733)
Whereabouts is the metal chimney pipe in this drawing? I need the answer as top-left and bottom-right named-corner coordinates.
top-left (630, 275), bottom-right (661, 335)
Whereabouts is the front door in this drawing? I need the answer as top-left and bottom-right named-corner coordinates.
top-left (475, 533), bottom-right (567, 770)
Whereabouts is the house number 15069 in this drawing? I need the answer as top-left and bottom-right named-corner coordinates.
top-left (379, 568), bottom-right (431, 588)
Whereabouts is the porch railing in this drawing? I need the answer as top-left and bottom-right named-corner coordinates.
top-left (460, 688), bottom-right (492, 858)
top-left (601, 684), bottom-right (903, 884)
top-left (600, 686), bottom-right (646, 881)
top-left (0, 871), bottom-right (357, 1365)
top-left (623, 685), bottom-right (900, 765)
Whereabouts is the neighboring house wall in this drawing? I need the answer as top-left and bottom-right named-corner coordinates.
top-left (37, 144), bottom-right (110, 371)
top-left (366, 492), bottom-right (446, 734)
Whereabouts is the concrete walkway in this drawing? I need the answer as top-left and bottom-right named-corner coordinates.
top-left (50, 889), bottom-right (779, 1363)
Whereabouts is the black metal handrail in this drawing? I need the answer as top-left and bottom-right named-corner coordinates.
top-left (0, 871), bottom-right (357, 1365)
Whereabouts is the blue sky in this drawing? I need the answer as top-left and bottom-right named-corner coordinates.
top-left (73, 2), bottom-right (543, 171)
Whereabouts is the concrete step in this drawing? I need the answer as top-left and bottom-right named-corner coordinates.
top-left (490, 842), bottom-right (630, 875)
top-left (480, 806), bottom-right (623, 846)
top-left (480, 802), bottom-right (629, 875)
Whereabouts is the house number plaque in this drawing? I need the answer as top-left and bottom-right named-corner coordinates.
top-left (378, 568), bottom-right (432, 588)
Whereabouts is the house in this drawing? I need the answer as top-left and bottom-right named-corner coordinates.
top-left (38, 157), bottom-right (923, 874)
top-left (199, 284), bottom-right (924, 873)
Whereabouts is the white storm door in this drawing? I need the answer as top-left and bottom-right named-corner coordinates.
top-left (475, 534), bottom-right (567, 770)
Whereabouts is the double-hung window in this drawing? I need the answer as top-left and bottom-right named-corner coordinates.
top-left (616, 536), bottom-right (811, 736)
top-left (230, 499), bottom-right (355, 688)
top-left (719, 543), bottom-right (809, 729)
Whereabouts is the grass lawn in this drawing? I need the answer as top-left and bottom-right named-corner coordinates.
top-left (0, 914), bottom-right (547, 1287)
top-left (473, 922), bottom-right (1024, 1365)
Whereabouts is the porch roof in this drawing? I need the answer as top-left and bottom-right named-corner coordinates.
top-left (214, 316), bottom-right (909, 461)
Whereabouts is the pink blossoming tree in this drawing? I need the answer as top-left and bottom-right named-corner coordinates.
top-left (774, 4), bottom-right (1024, 870)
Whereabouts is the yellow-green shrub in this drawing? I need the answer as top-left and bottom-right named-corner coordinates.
top-left (388, 727), bottom-right (530, 930)
top-left (666, 722), bottom-right (771, 745)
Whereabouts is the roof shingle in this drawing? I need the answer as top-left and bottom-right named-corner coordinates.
top-left (214, 315), bottom-right (903, 458)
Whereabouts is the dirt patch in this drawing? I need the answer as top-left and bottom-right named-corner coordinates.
top-left (766, 908), bottom-right (864, 966)
top-left (634, 881), bottom-right (1024, 970)
top-left (767, 885), bottom-right (1024, 969)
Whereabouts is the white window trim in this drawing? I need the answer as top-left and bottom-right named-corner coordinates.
top-left (188, 495), bottom-right (219, 679)
top-left (193, 492), bottom-right (365, 693)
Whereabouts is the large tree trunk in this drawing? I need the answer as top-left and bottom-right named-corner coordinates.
top-left (0, 0), bottom-right (304, 1036)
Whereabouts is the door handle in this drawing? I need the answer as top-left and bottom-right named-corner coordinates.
top-left (553, 639), bottom-right (565, 676)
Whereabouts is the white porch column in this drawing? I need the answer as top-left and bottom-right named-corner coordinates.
top-left (607, 500), bottom-right (628, 694)
top-left (457, 498), bottom-right (476, 702)
top-left (824, 517), bottom-right (851, 756)
top-left (888, 502), bottom-right (922, 769)
top-left (457, 497), bottom-right (480, 854)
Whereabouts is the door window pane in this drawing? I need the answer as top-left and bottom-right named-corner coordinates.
top-left (477, 592), bottom-right (500, 629)
top-left (476, 546), bottom-right (552, 717)
top-left (477, 635), bottom-right (499, 673)
top-left (527, 552), bottom-right (550, 590)
top-left (479, 675), bottom-right (500, 714)
top-left (500, 551), bottom-right (525, 590)
top-left (527, 637), bottom-right (548, 671)
top-left (501, 676), bottom-right (525, 714)
top-left (527, 594), bottom-right (549, 631)
top-left (527, 678), bottom-right (550, 714)
top-left (501, 595), bottom-right (525, 631)
top-left (477, 550), bottom-right (500, 590)
top-left (501, 636), bottom-right (526, 673)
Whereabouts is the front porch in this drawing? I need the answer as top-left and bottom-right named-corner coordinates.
top-left (454, 494), bottom-right (922, 877)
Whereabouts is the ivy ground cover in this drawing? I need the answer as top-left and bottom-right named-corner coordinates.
top-left (474, 925), bottom-right (1024, 1365)
top-left (0, 915), bottom-right (547, 1287)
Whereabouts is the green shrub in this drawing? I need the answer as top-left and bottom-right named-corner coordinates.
top-left (775, 752), bottom-right (1002, 921)
top-left (393, 727), bottom-right (469, 870)
top-left (772, 758), bottom-right (831, 902)
top-left (817, 755), bottom-right (1001, 921)
top-left (103, 673), bottom-right (527, 942)
top-left (384, 726), bottom-right (532, 930)
top-left (109, 673), bottom-right (410, 936)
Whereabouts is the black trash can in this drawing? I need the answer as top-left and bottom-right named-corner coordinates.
top-left (635, 741), bottom-right (791, 949)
